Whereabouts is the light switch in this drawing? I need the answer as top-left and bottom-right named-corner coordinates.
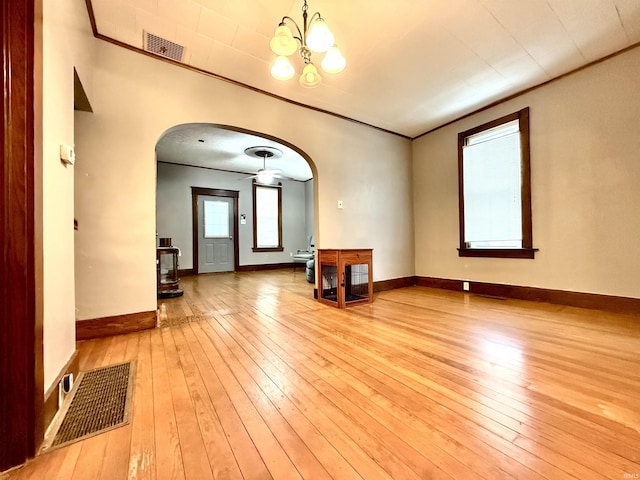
top-left (337, 200), bottom-right (343, 209)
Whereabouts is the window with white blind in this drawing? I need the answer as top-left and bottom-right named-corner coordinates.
top-left (252, 183), bottom-right (283, 252)
top-left (458, 107), bottom-right (536, 258)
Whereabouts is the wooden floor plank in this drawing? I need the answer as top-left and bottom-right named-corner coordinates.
top-left (127, 330), bottom-right (156, 480)
top-left (193, 321), bottom-right (304, 480)
top-left (160, 328), bottom-right (215, 480)
top-left (180, 322), bottom-right (273, 480)
top-left (215, 311), bottom-right (446, 480)
top-left (228, 308), bottom-right (533, 479)
top-left (204, 315), bottom-right (364, 480)
top-left (150, 329), bottom-right (185, 480)
top-left (280, 305), bottom-right (632, 478)
top-left (3, 270), bottom-right (639, 480)
top-left (170, 326), bottom-right (244, 480)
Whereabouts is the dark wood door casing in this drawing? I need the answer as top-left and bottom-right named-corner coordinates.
top-left (191, 187), bottom-right (240, 274)
top-left (1, 0), bottom-right (44, 471)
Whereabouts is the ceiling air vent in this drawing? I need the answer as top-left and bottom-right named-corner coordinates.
top-left (144, 32), bottom-right (184, 62)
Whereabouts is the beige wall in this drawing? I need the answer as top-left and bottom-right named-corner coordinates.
top-left (413, 46), bottom-right (640, 299)
top-left (74, 40), bottom-right (414, 320)
top-left (42, 0), bottom-right (95, 390)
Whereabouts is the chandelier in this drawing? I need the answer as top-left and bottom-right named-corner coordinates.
top-left (269, 0), bottom-right (346, 88)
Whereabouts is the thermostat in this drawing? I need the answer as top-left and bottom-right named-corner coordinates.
top-left (60, 144), bottom-right (75, 165)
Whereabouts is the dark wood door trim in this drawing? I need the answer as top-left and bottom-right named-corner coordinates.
top-left (191, 187), bottom-right (240, 274)
top-left (1, 0), bottom-right (44, 471)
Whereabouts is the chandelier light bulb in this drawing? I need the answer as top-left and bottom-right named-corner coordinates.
top-left (305, 18), bottom-right (334, 53)
top-left (299, 63), bottom-right (322, 88)
top-left (270, 24), bottom-right (297, 56)
top-left (321, 45), bottom-right (346, 74)
top-left (271, 56), bottom-right (295, 80)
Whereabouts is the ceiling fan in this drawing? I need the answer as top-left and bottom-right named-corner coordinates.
top-left (244, 146), bottom-right (291, 184)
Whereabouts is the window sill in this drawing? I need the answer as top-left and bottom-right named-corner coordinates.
top-left (457, 248), bottom-right (538, 259)
top-left (252, 247), bottom-right (284, 253)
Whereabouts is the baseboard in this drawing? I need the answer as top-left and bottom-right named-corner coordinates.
top-left (373, 276), bottom-right (417, 292)
top-left (416, 276), bottom-right (640, 315)
top-left (237, 262), bottom-right (298, 272)
top-left (415, 276), bottom-right (461, 291)
top-left (178, 268), bottom-right (195, 277)
top-left (76, 310), bottom-right (157, 341)
top-left (43, 351), bottom-right (79, 432)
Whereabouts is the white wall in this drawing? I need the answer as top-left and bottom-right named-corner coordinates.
top-left (156, 162), bottom-right (310, 269)
top-left (42, 0), bottom-right (95, 390)
top-left (74, 40), bottom-right (414, 320)
top-left (413, 46), bottom-right (640, 299)
top-left (305, 179), bottom-right (315, 241)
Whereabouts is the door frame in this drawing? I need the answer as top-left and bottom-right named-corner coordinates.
top-left (191, 187), bottom-right (239, 274)
top-left (1, 0), bottom-right (45, 470)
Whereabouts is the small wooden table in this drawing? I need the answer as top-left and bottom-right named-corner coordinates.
top-left (317, 249), bottom-right (373, 308)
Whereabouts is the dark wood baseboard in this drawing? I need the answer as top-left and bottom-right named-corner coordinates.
top-left (416, 276), bottom-right (640, 316)
top-left (42, 351), bottom-right (79, 432)
top-left (76, 310), bottom-right (157, 341)
top-left (237, 262), bottom-right (298, 272)
top-left (178, 268), bottom-right (195, 277)
top-left (373, 276), bottom-right (416, 292)
top-left (415, 276), bottom-right (461, 291)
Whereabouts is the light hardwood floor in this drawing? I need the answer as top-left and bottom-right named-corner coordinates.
top-left (4, 270), bottom-right (640, 480)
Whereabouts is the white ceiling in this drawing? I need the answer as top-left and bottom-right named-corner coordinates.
top-left (156, 124), bottom-right (313, 180)
top-left (89, 0), bottom-right (640, 175)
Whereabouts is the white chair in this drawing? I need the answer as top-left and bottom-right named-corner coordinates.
top-left (292, 236), bottom-right (314, 282)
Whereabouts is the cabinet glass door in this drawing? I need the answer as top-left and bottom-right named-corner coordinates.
top-left (159, 251), bottom-right (178, 286)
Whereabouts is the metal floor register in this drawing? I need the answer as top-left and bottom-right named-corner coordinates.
top-left (43, 361), bottom-right (135, 451)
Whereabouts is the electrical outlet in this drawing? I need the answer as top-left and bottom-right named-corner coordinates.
top-left (463, 281), bottom-right (470, 291)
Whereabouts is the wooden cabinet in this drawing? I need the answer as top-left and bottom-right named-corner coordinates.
top-left (317, 249), bottom-right (373, 308)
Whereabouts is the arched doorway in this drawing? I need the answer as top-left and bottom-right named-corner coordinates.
top-left (155, 123), bottom-right (316, 280)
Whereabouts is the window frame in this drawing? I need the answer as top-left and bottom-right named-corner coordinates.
top-left (457, 107), bottom-right (537, 259)
top-left (252, 181), bottom-right (284, 252)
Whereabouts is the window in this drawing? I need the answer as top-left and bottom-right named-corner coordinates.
top-left (203, 200), bottom-right (229, 238)
top-left (253, 182), bottom-right (283, 252)
top-left (458, 107), bottom-right (536, 258)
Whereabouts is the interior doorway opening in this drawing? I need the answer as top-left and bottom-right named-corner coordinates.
top-left (155, 123), bottom-right (317, 285)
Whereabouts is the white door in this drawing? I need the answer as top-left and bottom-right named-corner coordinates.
top-left (197, 195), bottom-right (234, 273)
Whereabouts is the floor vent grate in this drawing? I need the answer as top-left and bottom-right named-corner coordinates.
top-left (43, 361), bottom-right (135, 451)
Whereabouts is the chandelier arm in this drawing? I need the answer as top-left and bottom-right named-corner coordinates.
top-left (307, 12), bottom-right (323, 24)
top-left (280, 16), bottom-right (303, 43)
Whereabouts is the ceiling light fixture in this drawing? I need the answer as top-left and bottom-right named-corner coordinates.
top-left (245, 146), bottom-right (283, 185)
top-left (269, 0), bottom-right (346, 88)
